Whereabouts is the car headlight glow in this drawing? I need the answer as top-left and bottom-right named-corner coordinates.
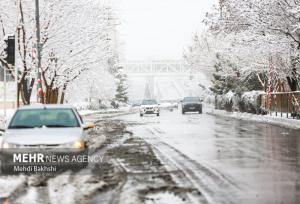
top-left (2, 142), bottom-right (19, 149)
top-left (73, 140), bottom-right (85, 149)
top-left (64, 140), bottom-right (85, 149)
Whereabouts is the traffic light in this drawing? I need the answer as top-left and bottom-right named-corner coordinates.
top-left (4, 35), bottom-right (15, 65)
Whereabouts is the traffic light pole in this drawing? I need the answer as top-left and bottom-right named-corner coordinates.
top-left (0, 62), bottom-right (6, 121)
top-left (15, 36), bottom-right (19, 108)
top-left (3, 62), bottom-right (6, 121)
top-left (35, 0), bottom-right (43, 103)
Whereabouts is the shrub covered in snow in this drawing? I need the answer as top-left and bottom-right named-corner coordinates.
top-left (239, 91), bottom-right (265, 114)
top-left (215, 90), bottom-right (239, 111)
top-left (215, 90), bottom-right (267, 114)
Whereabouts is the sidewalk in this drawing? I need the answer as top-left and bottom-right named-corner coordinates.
top-left (206, 108), bottom-right (300, 130)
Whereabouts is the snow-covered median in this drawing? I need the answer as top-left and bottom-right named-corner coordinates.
top-left (207, 109), bottom-right (300, 130)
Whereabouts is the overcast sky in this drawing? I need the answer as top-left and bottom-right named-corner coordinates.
top-left (116, 0), bottom-right (217, 61)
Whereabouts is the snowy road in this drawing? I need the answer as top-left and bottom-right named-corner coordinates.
top-left (1, 109), bottom-right (300, 204)
top-left (117, 107), bottom-right (300, 204)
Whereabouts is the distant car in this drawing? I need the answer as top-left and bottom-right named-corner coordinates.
top-left (181, 97), bottom-right (202, 114)
top-left (159, 100), bottom-right (179, 110)
top-left (140, 99), bottom-right (160, 116)
top-left (0, 104), bottom-right (95, 151)
top-left (131, 101), bottom-right (141, 107)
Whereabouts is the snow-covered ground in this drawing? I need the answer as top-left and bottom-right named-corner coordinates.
top-left (78, 106), bottom-right (134, 117)
top-left (206, 108), bottom-right (300, 130)
top-left (0, 176), bottom-right (27, 198)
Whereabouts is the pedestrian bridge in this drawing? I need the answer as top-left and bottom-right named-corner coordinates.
top-left (121, 60), bottom-right (204, 76)
top-left (120, 60), bottom-right (212, 101)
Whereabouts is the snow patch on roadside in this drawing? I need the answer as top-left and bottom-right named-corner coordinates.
top-left (207, 109), bottom-right (300, 130)
top-left (48, 173), bottom-right (106, 204)
top-left (14, 187), bottom-right (40, 204)
top-left (145, 192), bottom-right (186, 204)
top-left (0, 176), bottom-right (26, 198)
top-left (79, 106), bottom-right (132, 116)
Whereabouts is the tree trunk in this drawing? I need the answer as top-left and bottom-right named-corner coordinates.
top-left (287, 68), bottom-right (298, 91)
top-left (59, 84), bottom-right (67, 104)
top-left (17, 83), bottom-right (21, 107)
top-left (44, 88), bottom-right (58, 104)
top-left (19, 78), bottom-right (35, 105)
top-left (45, 86), bottom-right (53, 104)
top-left (53, 89), bottom-right (59, 104)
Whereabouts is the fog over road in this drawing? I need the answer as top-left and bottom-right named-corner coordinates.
top-left (117, 107), bottom-right (300, 204)
top-left (126, 73), bottom-right (211, 101)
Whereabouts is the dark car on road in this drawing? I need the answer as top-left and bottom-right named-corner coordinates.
top-left (181, 97), bottom-right (202, 114)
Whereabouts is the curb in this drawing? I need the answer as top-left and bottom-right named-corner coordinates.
top-left (206, 110), bottom-right (300, 130)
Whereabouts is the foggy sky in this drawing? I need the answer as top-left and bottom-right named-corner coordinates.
top-left (116, 0), bottom-right (217, 61)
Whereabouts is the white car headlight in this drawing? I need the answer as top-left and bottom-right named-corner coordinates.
top-left (64, 140), bottom-right (85, 149)
top-left (2, 142), bottom-right (19, 149)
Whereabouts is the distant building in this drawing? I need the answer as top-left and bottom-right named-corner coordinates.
top-left (0, 65), bottom-right (14, 81)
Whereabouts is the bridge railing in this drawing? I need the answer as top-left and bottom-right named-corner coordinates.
top-left (121, 60), bottom-right (190, 73)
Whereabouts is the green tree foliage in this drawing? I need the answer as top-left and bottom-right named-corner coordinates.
top-left (111, 66), bottom-right (128, 108)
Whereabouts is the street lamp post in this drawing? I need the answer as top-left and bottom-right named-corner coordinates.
top-left (16, 2), bottom-right (19, 108)
top-left (35, 0), bottom-right (43, 103)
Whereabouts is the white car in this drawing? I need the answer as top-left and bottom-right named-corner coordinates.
top-left (139, 99), bottom-right (160, 117)
top-left (0, 104), bottom-right (94, 151)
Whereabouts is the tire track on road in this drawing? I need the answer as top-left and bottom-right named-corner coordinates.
top-left (144, 126), bottom-right (243, 204)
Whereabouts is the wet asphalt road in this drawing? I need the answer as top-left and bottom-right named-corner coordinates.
top-left (117, 107), bottom-right (300, 204)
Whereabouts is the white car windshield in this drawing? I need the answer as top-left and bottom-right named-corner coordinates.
top-left (142, 100), bottom-right (157, 105)
top-left (183, 97), bottom-right (200, 103)
top-left (8, 108), bottom-right (80, 129)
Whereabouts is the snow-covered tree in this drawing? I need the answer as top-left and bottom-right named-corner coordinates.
top-left (204, 0), bottom-right (300, 91)
top-left (111, 66), bottom-right (128, 108)
top-left (40, 0), bottom-right (115, 104)
top-left (183, 33), bottom-right (216, 79)
top-left (65, 2), bottom-right (124, 107)
top-left (183, 0), bottom-right (300, 112)
top-left (0, 0), bottom-right (122, 105)
top-left (0, 0), bottom-right (37, 105)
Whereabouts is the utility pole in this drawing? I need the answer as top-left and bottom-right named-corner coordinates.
top-left (35, 0), bottom-right (43, 103)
